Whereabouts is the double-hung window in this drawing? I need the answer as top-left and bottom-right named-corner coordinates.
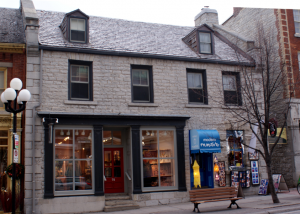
top-left (199, 32), bottom-right (212, 54)
top-left (70, 18), bottom-right (86, 43)
top-left (131, 65), bottom-right (153, 103)
top-left (293, 10), bottom-right (300, 35)
top-left (69, 60), bottom-right (93, 101)
top-left (187, 69), bottom-right (207, 104)
top-left (222, 72), bottom-right (242, 105)
top-left (54, 128), bottom-right (93, 195)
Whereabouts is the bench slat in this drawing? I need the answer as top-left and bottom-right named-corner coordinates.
top-left (191, 195), bottom-right (237, 201)
top-left (190, 190), bottom-right (236, 196)
top-left (189, 187), bottom-right (235, 193)
top-left (193, 197), bottom-right (243, 204)
top-left (190, 193), bottom-right (236, 199)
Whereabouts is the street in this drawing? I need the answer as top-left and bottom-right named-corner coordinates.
top-left (98, 189), bottom-right (300, 214)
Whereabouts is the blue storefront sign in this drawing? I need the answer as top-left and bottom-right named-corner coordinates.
top-left (189, 129), bottom-right (221, 153)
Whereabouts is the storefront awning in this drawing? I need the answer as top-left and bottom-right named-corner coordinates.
top-left (189, 129), bottom-right (221, 153)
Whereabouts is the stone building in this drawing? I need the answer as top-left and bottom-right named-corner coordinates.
top-left (220, 7), bottom-right (300, 188)
top-left (20, 1), bottom-right (266, 214)
top-left (0, 6), bottom-right (26, 212)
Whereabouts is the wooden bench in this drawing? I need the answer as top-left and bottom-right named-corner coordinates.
top-left (189, 186), bottom-right (244, 213)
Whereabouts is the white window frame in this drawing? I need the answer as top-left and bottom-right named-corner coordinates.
top-left (199, 32), bottom-right (212, 54)
top-left (293, 10), bottom-right (300, 36)
top-left (70, 18), bottom-right (86, 43)
top-left (131, 69), bottom-right (150, 102)
top-left (222, 75), bottom-right (237, 91)
top-left (70, 64), bottom-right (90, 101)
top-left (53, 126), bottom-right (94, 196)
top-left (187, 72), bottom-right (204, 104)
top-left (140, 127), bottom-right (178, 192)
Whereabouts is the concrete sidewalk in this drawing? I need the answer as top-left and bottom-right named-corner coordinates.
top-left (99, 188), bottom-right (300, 214)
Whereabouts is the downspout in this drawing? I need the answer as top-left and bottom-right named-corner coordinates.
top-left (32, 49), bottom-right (43, 213)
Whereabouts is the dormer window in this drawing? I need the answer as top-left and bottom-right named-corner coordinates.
top-left (70, 18), bottom-right (86, 42)
top-left (199, 32), bottom-right (212, 54)
top-left (60, 9), bottom-right (89, 44)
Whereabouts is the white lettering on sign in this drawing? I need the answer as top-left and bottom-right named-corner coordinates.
top-left (203, 138), bottom-right (216, 142)
top-left (200, 142), bottom-right (220, 147)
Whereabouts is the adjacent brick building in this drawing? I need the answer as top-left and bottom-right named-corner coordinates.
top-left (222, 7), bottom-right (300, 187)
top-left (0, 7), bottom-right (26, 212)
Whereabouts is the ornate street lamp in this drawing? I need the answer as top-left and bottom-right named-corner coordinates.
top-left (1, 78), bottom-right (31, 214)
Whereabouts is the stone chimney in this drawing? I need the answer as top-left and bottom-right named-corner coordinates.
top-left (194, 6), bottom-right (219, 27)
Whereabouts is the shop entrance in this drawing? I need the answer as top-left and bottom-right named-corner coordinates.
top-left (191, 153), bottom-right (214, 188)
top-left (104, 148), bottom-right (124, 193)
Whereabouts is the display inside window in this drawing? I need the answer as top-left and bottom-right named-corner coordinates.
top-left (226, 130), bottom-right (244, 170)
top-left (142, 130), bottom-right (175, 188)
top-left (54, 129), bottom-right (93, 193)
top-left (218, 161), bottom-right (226, 187)
top-left (251, 160), bottom-right (259, 185)
top-left (103, 131), bottom-right (122, 146)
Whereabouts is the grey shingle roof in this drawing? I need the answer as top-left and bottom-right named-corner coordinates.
top-left (37, 10), bottom-right (251, 63)
top-left (0, 8), bottom-right (25, 44)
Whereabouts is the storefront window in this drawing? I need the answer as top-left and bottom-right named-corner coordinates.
top-left (103, 131), bottom-right (122, 145)
top-left (54, 129), bottom-right (93, 195)
top-left (226, 130), bottom-right (244, 170)
top-left (141, 129), bottom-right (176, 190)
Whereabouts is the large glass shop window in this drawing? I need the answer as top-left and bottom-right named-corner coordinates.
top-left (142, 129), bottom-right (176, 189)
top-left (226, 130), bottom-right (244, 170)
top-left (54, 129), bottom-right (93, 195)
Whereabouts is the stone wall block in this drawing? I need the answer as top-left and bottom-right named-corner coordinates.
top-left (145, 200), bottom-right (158, 206)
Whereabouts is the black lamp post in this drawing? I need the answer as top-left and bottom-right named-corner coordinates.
top-left (1, 78), bottom-right (31, 214)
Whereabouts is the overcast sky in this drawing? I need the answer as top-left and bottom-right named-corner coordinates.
top-left (1, 0), bottom-right (299, 26)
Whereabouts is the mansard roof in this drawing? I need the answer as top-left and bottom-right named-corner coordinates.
top-left (0, 8), bottom-right (25, 44)
top-left (37, 10), bottom-right (253, 64)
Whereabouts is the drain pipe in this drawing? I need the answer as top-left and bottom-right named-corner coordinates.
top-left (32, 49), bottom-right (43, 213)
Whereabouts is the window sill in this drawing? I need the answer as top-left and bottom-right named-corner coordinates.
top-left (185, 104), bottom-right (211, 108)
top-left (128, 103), bottom-right (159, 107)
top-left (294, 33), bottom-right (300, 38)
top-left (222, 105), bottom-right (242, 109)
top-left (64, 100), bottom-right (98, 105)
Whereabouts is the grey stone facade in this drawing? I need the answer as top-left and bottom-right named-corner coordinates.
top-left (20, 2), bottom-right (266, 213)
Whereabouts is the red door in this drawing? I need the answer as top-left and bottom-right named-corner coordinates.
top-left (104, 148), bottom-right (124, 193)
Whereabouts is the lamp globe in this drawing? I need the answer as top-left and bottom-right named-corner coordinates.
top-left (10, 78), bottom-right (22, 91)
top-left (4, 88), bottom-right (17, 101)
top-left (18, 89), bottom-right (31, 102)
top-left (1, 92), bottom-right (8, 103)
